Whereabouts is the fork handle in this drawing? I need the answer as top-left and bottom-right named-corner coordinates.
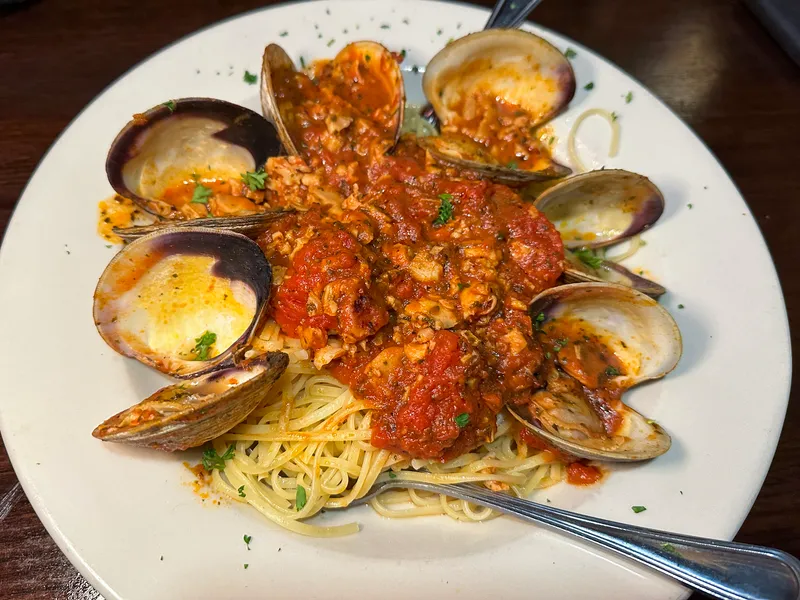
top-left (485, 0), bottom-right (546, 29)
top-left (388, 481), bottom-right (800, 600)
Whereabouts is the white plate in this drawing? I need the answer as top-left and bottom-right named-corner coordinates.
top-left (0, 1), bottom-right (791, 599)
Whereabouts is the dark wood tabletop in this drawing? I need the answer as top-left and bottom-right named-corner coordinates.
top-left (1, 0), bottom-right (798, 598)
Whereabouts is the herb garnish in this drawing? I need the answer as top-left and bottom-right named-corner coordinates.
top-left (605, 366), bottom-right (621, 377)
top-left (279, 30), bottom-right (289, 37)
top-left (611, 111), bottom-right (619, 121)
top-left (687, 203), bottom-right (693, 209)
top-left (191, 182), bottom-right (213, 205)
top-left (388, 471), bottom-right (397, 479)
top-left (534, 312), bottom-right (546, 330)
top-left (193, 330), bottom-right (217, 360)
top-left (327, 38), bottom-right (336, 47)
top-left (455, 413), bottom-right (470, 428)
top-left (457, 282), bottom-right (470, 290)
top-left (574, 248), bottom-right (604, 269)
top-left (677, 304), bottom-right (685, 309)
top-left (300, 56), bottom-right (306, 69)
top-left (296, 485), bottom-right (307, 511)
top-left (662, 543), bottom-right (679, 554)
top-left (433, 193), bottom-right (454, 227)
top-left (506, 161), bottom-right (518, 170)
top-left (244, 564), bottom-right (249, 569)
top-left (243, 70), bottom-right (258, 84)
top-left (243, 534), bottom-right (252, 550)
top-left (632, 505), bottom-right (647, 513)
top-left (202, 444), bottom-right (235, 471)
top-left (564, 48), bottom-right (577, 59)
top-left (238, 485), bottom-right (246, 498)
top-left (162, 100), bottom-right (176, 112)
top-left (241, 167), bottom-right (268, 190)
top-left (583, 82), bottom-right (594, 91)
top-left (552, 338), bottom-right (569, 352)
top-left (625, 91), bottom-right (633, 103)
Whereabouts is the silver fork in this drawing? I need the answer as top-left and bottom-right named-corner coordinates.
top-left (334, 479), bottom-right (800, 600)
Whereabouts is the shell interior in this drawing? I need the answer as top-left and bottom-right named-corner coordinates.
top-left (93, 228), bottom-right (272, 379)
top-left (534, 169), bottom-right (665, 249)
top-left (530, 283), bottom-right (682, 387)
top-left (106, 98), bottom-right (282, 218)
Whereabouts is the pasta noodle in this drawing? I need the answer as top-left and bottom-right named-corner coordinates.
top-left (567, 108), bottom-right (621, 173)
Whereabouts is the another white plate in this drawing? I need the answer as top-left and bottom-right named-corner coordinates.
top-left (0, 1), bottom-right (791, 599)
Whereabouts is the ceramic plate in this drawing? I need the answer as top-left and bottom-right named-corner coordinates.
top-left (0, 1), bottom-right (791, 598)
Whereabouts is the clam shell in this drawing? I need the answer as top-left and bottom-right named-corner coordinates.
top-left (93, 228), bottom-right (272, 379)
top-left (534, 169), bottom-right (665, 249)
top-left (112, 210), bottom-right (294, 242)
top-left (106, 98), bottom-right (282, 219)
top-left (92, 352), bottom-right (289, 451)
top-left (424, 29), bottom-right (575, 129)
top-left (260, 44), bottom-right (301, 155)
top-left (563, 250), bottom-right (667, 298)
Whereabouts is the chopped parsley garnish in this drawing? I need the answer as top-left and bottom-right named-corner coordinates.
top-left (327, 38), bottom-right (336, 47)
top-left (574, 248), bottom-right (604, 269)
top-left (631, 505), bottom-right (647, 513)
top-left (625, 91), bottom-right (633, 103)
top-left (687, 203), bottom-right (693, 209)
top-left (295, 485), bottom-right (307, 511)
top-left (241, 167), bottom-right (268, 190)
top-left (243, 70), bottom-right (258, 84)
top-left (202, 444), bottom-right (234, 471)
top-left (279, 30), bottom-right (289, 37)
top-left (243, 534), bottom-right (252, 550)
top-left (432, 193), bottom-right (454, 227)
top-left (381, 24), bottom-right (391, 29)
top-left (399, 49), bottom-right (407, 60)
top-left (662, 543), bottom-right (680, 555)
top-left (583, 82), bottom-right (594, 91)
top-left (545, 352), bottom-right (552, 359)
top-left (457, 282), bottom-right (470, 290)
top-left (506, 161), bottom-right (518, 170)
top-left (162, 100), bottom-right (176, 112)
top-left (191, 183), bottom-right (213, 205)
top-left (533, 312), bottom-right (546, 330)
top-left (193, 330), bottom-right (217, 360)
top-left (552, 338), bottom-right (569, 352)
top-left (436, 28), bottom-right (443, 36)
top-left (454, 413), bottom-right (470, 428)
top-left (238, 485), bottom-right (246, 498)
top-left (677, 304), bottom-right (685, 309)
top-left (605, 366), bottom-right (621, 377)
top-left (611, 111), bottom-right (619, 121)
top-left (300, 56), bottom-right (306, 69)
top-left (564, 48), bottom-right (577, 59)
top-left (244, 564), bottom-right (249, 569)
top-left (388, 471), bottom-right (397, 479)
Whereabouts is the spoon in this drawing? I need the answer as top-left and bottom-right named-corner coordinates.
top-left (336, 479), bottom-right (800, 600)
top-left (419, 0), bottom-right (546, 127)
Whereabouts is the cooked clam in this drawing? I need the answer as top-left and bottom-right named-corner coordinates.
top-left (260, 41), bottom-right (405, 158)
top-left (422, 29), bottom-right (574, 182)
top-left (510, 282), bottom-right (681, 461)
top-left (563, 249), bottom-right (667, 298)
top-left (106, 98), bottom-right (282, 220)
top-left (94, 228), bottom-right (272, 379)
top-left (92, 352), bottom-right (288, 451)
top-left (534, 169), bottom-right (665, 249)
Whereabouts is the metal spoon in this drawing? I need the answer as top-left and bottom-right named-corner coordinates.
top-left (419, 0), bottom-right (546, 127)
top-left (337, 479), bottom-right (800, 600)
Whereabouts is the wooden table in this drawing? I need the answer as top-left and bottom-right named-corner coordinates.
top-left (0, 0), bottom-right (797, 598)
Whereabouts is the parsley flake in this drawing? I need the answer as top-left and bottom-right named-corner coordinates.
top-left (388, 471), bottom-right (397, 479)
top-left (238, 485), bottom-right (246, 498)
top-left (243, 70), bottom-right (258, 84)
top-left (611, 111), bottom-right (619, 121)
top-left (192, 330), bottom-right (216, 360)
top-left (631, 505), bottom-right (647, 513)
top-left (625, 91), bottom-right (633, 103)
top-left (687, 203), bottom-right (693, 209)
top-left (241, 167), bottom-right (268, 190)
top-left (433, 193), bottom-right (454, 227)
top-left (662, 543), bottom-right (680, 555)
top-left (678, 304), bottom-right (685, 309)
top-left (162, 100), bottom-right (176, 112)
top-left (584, 82), bottom-right (594, 91)
top-left (191, 183), bottom-right (212, 205)
top-left (296, 485), bottom-right (307, 511)
top-left (381, 24), bottom-right (391, 29)
top-left (243, 534), bottom-right (252, 550)
top-left (605, 366), bottom-right (621, 377)
top-left (202, 444), bottom-right (234, 471)
top-left (327, 38), bottom-right (336, 47)
top-left (552, 338), bottom-right (569, 352)
top-left (457, 282), bottom-right (470, 290)
top-left (244, 564), bottom-right (249, 569)
top-left (279, 30), bottom-right (289, 37)
top-left (507, 161), bottom-right (518, 170)
top-left (574, 248), bottom-right (604, 269)
top-left (454, 413), bottom-right (470, 428)
top-left (300, 56), bottom-right (306, 69)
top-left (565, 48), bottom-right (577, 59)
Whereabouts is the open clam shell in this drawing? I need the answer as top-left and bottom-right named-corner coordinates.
top-left (92, 352), bottom-right (289, 451)
top-left (424, 29), bottom-right (575, 129)
top-left (563, 250), bottom-right (667, 298)
top-left (94, 228), bottom-right (272, 379)
top-left (534, 169), bottom-right (665, 249)
top-left (106, 98), bottom-right (282, 219)
top-left (260, 41), bottom-right (405, 158)
top-left (510, 282), bottom-right (681, 462)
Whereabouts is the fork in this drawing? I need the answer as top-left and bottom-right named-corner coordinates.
top-left (334, 479), bottom-right (800, 600)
